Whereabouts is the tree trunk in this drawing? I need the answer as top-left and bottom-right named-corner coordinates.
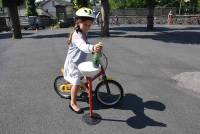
top-left (8, 4), bottom-right (22, 39)
top-left (100, 0), bottom-right (109, 37)
top-left (147, 0), bottom-right (155, 31)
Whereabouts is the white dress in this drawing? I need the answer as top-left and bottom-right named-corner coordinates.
top-left (64, 31), bottom-right (93, 85)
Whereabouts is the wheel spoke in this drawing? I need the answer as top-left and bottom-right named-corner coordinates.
top-left (95, 80), bottom-right (123, 106)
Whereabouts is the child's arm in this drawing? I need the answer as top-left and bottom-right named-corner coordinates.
top-left (73, 33), bottom-right (93, 53)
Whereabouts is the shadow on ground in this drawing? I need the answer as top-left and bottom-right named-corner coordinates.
top-left (180, 26), bottom-right (200, 31)
top-left (108, 26), bottom-right (200, 45)
top-left (110, 26), bottom-right (172, 32)
top-left (110, 26), bottom-right (200, 32)
top-left (26, 33), bottom-right (68, 39)
top-left (83, 93), bottom-right (167, 129)
top-left (119, 94), bottom-right (166, 129)
top-left (23, 31), bottom-right (126, 39)
top-left (88, 31), bottom-right (126, 38)
top-left (2, 26), bottom-right (199, 45)
top-left (0, 32), bottom-right (34, 39)
top-left (125, 31), bottom-right (200, 45)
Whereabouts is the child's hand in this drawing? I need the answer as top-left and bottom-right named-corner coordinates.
top-left (93, 43), bottom-right (103, 52)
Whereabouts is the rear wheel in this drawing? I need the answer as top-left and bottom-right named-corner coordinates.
top-left (95, 80), bottom-right (123, 107)
top-left (54, 76), bottom-right (71, 99)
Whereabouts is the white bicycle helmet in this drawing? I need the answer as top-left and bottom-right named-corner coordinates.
top-left (75, 7), bottom-right (95, 20)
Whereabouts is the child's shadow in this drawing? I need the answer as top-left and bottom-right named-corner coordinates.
top-left (92, 93), bottom-right (167, 129)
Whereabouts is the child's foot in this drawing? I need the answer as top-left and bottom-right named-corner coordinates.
top-left (69, 104), bottom-right (84, 114)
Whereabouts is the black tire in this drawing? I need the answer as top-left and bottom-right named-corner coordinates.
top-left (95, 80), bottom-right (123, 107)
top-left (54, 75), bottom-right (71, 99)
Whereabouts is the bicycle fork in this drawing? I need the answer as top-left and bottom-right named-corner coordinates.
top-left (102, 75), bottom-right (111, 95)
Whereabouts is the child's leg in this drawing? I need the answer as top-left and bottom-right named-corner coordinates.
top-left (70, 85), bottom-right (81, 111)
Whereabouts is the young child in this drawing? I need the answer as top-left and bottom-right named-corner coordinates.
top-left (64, 7), bottom-right (102, 114)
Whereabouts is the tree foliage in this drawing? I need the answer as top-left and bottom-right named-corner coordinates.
top-left (1, 0), bottom-right (24, 7)
top-left (109, 0), bottom-right (178, 9)
top-left (72, 0), bottom-right (92, 10)
top-left (109, 0), bottom-right (200, 13)
top-left (26, 0), bottom-right (38, 16)
top-left (109, 0), bottom-right (146, 9)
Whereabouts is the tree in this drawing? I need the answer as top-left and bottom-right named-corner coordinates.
top-left (109, 0), bottom-right (145, 9)
top-left (26, 0), bottom-right (38, 16)
top-left (1, 0), bottom-right (24, 39)
top-left (198, 0), bottom-right (200, 12)
top-left (191, 0), bottom-right (198, 13)
top-left (72, 0), bottom-right (90, 9)
top-left (185, 0), bottom-right (199, 14)
top-left (101, 0), bottom-right (110, 36)
top-left (35, 1), bottom-right (43, 7)
top-left (145, 0), bottom-right (157, 31)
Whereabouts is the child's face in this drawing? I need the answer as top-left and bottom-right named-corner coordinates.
top-left (79, 20), bottom-right (93, 32)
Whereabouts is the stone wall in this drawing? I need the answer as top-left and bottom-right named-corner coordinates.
top-left (173, 15), bottom-right (200, 25)
top-left (109, 15), bottom-right (200, 25)
top-left (109, 8), bottom-right (200, 25)
top-left (110, 7), bottom-right (176, 16)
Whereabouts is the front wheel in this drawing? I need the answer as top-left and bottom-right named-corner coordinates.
top-left (95, 80), bottom-right (124, 107)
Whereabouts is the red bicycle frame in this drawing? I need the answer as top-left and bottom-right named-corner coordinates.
top-left (91, 66), bottom-right (107, 81)
top-left (86, 66), bottom-right (107, 117)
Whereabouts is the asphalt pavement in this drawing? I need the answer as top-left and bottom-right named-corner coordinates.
top-left (0, 24), bottom-right (200, 134)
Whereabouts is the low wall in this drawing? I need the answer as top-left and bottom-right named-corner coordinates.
top-left (110, 8), bottom-right (176, 16)
top-left (109, 15), bottom-right (200, 25)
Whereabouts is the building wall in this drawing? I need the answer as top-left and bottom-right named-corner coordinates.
top-left (42, 0), bottom-right (58, 18)
top-left (66, 5), bottom-right (73, 17)
top-left (0, 7), bottom-right (7, 17)
top-left (18, 5), bottom-right (26, 16)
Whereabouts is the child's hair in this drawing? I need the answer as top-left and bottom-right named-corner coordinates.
top-left (67, 17), bottom-right (94, 45)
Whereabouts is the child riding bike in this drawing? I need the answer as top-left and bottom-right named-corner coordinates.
top-left (64, 7), bottom-right (103, 114)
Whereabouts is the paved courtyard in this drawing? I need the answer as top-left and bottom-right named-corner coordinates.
top-left (0, 24), bottom-right (200, 134)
